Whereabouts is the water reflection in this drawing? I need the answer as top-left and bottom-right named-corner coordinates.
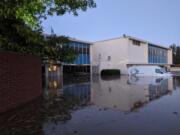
top-left (43, 72), bottom-right (63, 99)
top-left (1, 75), bottom-right (180, 135)
top-left (63, 82), bottom-right (91, 106)
top-left (91, 76), bottom-right (174, 112)
top-left (43, 76), bottom-right (180, 135)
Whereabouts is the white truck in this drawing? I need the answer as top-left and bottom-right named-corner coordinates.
top-left (128, 66), bottom-right (172, 77)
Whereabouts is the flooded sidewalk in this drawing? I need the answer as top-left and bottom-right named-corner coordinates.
top-left (0, 75), bottom-right (180, 135)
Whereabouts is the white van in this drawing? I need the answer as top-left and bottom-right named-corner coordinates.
top-left (128, 66), bottom-right (172, 77)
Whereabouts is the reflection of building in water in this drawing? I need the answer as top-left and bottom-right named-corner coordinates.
top-left (91, 76), bottom-right (174, 112)
top-left (148, 78), bottom-right (172, 100)
top-left (44, 76), bottom-right (63, 99)
top-left (43, 61), bottom-right (63, 98)
top-left (173, 77), bottom-right (180, 89)
top-left (63, 82), bottom-right (91, 104)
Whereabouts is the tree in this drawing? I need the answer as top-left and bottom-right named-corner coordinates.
top-left (170, 44), bottom-right (180, 64)
top-left (44, 34), bottom-right (77, 62)
top-left (16, 0), bottom-right (96, 29)
top-left (170, 44), bottom-right (177, 64)
top-left (1, 0), bottom-right (96, 29)
top-left (0, 0), bottom-right (96, 62)
top-left (175, 47), bottom-right (180, 64)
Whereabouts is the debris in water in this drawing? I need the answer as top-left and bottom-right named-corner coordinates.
top-left (74, 130), bottom-right (78, 134)
top-left (173, 112), bottom-right (178, 115)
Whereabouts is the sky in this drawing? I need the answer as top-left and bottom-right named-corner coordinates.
top-left (42, 0), bottom-right (180, 47)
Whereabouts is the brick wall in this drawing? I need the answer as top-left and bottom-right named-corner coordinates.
top-left (0, 51), bottom-right (42, 114)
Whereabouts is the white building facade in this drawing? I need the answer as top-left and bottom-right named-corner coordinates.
top-left (91, 36), bottom-right (173, 75)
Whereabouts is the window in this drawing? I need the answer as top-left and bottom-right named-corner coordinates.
top-left (155, 69), bottom-right (163, 74)
top-left (132, 40), bottom-right (141, 46)
top-left (148, 44), bottom-right (168, 64)
top-left (98, 54), bottom-right (101, 60)
top-left (87, 47), bottom-right (90, 54)
top-left (107, 56), bottom-right (111, 61)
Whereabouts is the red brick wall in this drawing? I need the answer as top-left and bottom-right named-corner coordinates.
top-left (0, 51), bottom-right (42, 113)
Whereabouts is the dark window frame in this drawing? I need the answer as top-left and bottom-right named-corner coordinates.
top-left (107, 56), bottom-right (111, 61)
top-left (155, 69), bottom-right (163, 74)
top-left (132, 40), bottom-right (141, 46)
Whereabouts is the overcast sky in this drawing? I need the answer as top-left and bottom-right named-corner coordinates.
top-left (42, 0), bottom-right (180, 47)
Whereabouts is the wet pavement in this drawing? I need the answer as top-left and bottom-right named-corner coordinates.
top-left (0, 75), bottom-right (180, 135)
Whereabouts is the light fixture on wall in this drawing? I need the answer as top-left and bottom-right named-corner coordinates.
top-left (53, 66), bottom-right (57, 71)
top-left (48, 67), bottom-right (52, 72)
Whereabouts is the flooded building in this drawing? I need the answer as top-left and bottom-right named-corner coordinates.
top-left (63, 38), bottom-right (92, 74)
top-left (44, 34), bottom-right (92, 74)
top-left (91, 35), bottom-right (173, 74)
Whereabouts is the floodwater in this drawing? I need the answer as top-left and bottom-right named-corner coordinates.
top-left (1, 75), bottom-right (180, 135)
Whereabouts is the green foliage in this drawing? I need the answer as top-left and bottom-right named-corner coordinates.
top-left (0, 0), bottom-right (96, 29)
top-left (0, 0), bottom-right (96, 62)
top-left (44, 34), bottom-right (77, 62)
top-left (0, 18), bottom-right (45, 55)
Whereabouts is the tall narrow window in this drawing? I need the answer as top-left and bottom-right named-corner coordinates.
top-left (98, 54), bottom-right (101, 60)
top-left (107, 56), bottom-right (111, 61)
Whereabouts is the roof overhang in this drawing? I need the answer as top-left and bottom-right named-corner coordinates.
top-left (126, 36), bottom-right (147, 44)
top-left (126, 36), bottom-right (170, 50)
top-left (69, 38), bottom-right (92, 45)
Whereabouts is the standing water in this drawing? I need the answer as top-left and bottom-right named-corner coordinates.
top-left (0, 75), bottom-right (180, 135)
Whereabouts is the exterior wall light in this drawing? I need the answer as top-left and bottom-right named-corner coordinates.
top-left (53, 66), bottom-right (57, 71)
top-left (48, 67), bottom-right (52, 72)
